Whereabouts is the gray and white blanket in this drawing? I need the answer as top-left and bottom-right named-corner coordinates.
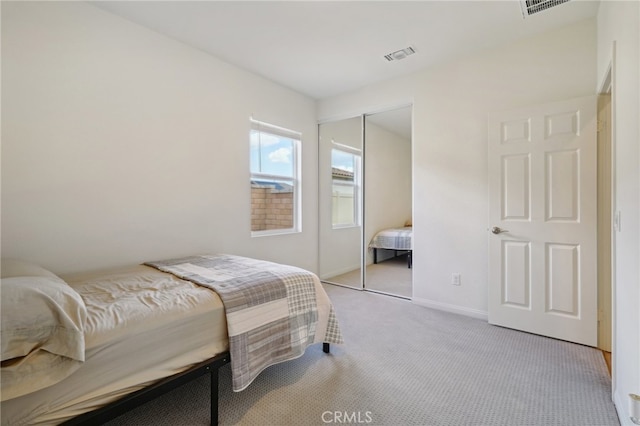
top-left (369, 226), bottom-right (413, 250)
top-left (145, 254), bottom-right (343, 391)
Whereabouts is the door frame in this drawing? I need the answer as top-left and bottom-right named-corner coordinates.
top-left (597, 91), bottom-right (612, 353)
top-left (597, 44), bottom-right (617, 400)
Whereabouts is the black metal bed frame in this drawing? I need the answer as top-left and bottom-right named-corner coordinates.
top-left (372, 248), bottom-right (412, 268)
top-left (62, 343), bottom-right (330, 425)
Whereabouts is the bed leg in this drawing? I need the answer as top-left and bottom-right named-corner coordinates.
top-left (373, 248), bottom-right (377, 264)
top-left (210, 368), bottom-right (219, 426)
top-left (323, 342), bottom-right (330, 354)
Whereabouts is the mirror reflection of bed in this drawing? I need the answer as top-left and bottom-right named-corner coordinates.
top-left (363, 107), bottom-right (412, 298)
top-left (367, 224), bottom-right (412, 296)
top-left (318, 106), bottom-right (412, 300)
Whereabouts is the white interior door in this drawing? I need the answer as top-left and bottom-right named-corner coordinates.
top-left (488, 95), bottom-right (598, 346)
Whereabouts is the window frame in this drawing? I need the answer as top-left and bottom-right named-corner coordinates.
top-left (250, 119), bottom-right (302, 237)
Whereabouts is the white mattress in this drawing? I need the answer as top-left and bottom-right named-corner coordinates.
top-left (1, 265), bottom-right (228, 425)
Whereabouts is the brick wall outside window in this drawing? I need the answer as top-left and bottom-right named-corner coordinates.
top-left (251, 186), bottom-right (293, 231)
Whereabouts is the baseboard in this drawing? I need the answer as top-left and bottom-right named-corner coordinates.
top-left (319, 264), bottom-right (360, 281)
top-left (614, 388), bottom-right (634, 425)
top-left (412, 297), bottom-right (488, 321)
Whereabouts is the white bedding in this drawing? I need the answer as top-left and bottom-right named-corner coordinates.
top-left (1, 276), bottom-right (87, 401)
top-left (1, 265), bottom-right (228, 425)
top-left (1, 258), bottom-right (341, 425)
top-left (369, 226), bottom-right (413, 251)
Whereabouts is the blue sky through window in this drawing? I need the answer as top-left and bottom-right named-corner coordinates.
top-left (250, 130), bottom-right (294, 177)
top-left (332, 149), bottom-right (355, 175)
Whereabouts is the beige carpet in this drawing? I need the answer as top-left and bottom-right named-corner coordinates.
top-left (105, 284), bottom-right (618, 426)
top-left (324, 254), bottom-right (412, 298)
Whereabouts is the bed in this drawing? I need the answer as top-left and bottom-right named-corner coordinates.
top-left (0, 254), bottom-right (343, 425)
top-left (369, 226), bottom-right (413, 268)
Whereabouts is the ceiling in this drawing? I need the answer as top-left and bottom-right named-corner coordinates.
top-left (93, 1), bottom-right (601, 101)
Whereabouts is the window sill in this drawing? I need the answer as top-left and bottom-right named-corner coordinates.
top-left (332, 224), bottom-right (360, 230)
top-left (251, 228), bottom-right (301, 238)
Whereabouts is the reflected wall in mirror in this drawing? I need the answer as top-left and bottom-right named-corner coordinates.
top-left (318, 117), bottom-right (363, 288)
top-left (364, 106), bottom-right (413, 298)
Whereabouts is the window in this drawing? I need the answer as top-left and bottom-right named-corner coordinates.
top-left (331, 147), bottom-right (361, 228)
top-left (250, 119), bottom-right (301, 236)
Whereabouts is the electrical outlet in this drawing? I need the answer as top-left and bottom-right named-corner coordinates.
top-left (452, 273), bottom-right (461, 286)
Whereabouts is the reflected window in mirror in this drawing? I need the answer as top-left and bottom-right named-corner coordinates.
top-left (331, 147), bottom-right (361, 228)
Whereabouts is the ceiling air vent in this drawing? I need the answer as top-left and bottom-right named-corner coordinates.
top-left (520, 0), bottom-right (571, 17)
top-left (384, 47), bottom-right (416, 62)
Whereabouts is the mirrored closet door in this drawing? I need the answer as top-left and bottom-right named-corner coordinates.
top-left (318, 116), bottom-right (364, 289)
top-left (318, 106), bottom-right (413, 298)
top-left (363, 106), bottom-right (413, 298)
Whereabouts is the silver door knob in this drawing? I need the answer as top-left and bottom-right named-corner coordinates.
top-left (491, 226), bottom-right (509, 234)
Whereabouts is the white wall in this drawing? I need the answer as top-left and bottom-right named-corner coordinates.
top-left (1, 2), bottom-right (318, 274)
top-left (596, 1), bottom-right (640, 423)
top-left (318, 18), bottom-right (597, 318)
top-left (364, 121), bottom-right (412, 264)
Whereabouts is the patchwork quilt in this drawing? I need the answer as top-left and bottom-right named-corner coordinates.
top-left (145, 254), bottom-right (343, 391)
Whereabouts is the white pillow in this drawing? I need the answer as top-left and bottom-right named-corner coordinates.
top-left (1, 276), bottom-right (87, 362)
top-left (1, 258), bottom-right (63, 281)
top-left (0, 266), bottom-right (88, 401)
top-left (0, 259), bottom-right (85, 359)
